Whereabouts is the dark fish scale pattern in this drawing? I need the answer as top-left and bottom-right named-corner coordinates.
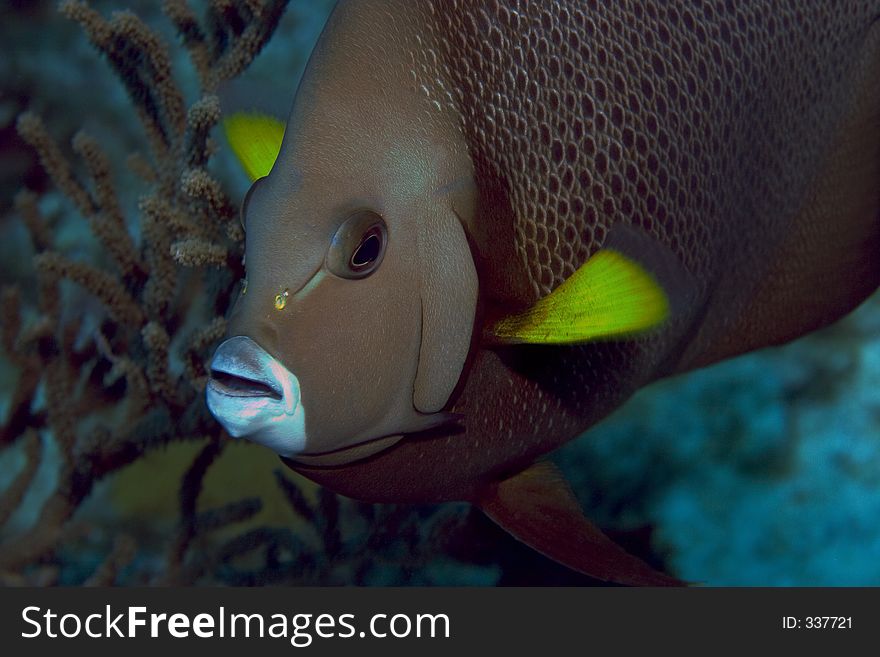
top-left (404, 0), bottom-right (874, 313)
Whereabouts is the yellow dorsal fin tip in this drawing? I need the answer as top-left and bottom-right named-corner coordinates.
top-left (222, 111), bottom-right (285, 182)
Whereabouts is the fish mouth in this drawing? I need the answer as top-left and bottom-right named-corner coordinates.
top-left (208, 335), bottom-right (285, 401)
top-left (208, 367), bottom-right (283, 400)
top-left (205, 335), bottom-right (306, 457)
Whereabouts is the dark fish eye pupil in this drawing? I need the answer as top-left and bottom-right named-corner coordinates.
top-left (351, 233), bottom-right (382, 269)
top-left (327, 212), bottom-right (387, 279)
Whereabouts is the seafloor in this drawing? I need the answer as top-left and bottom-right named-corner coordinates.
top-left (1, 1), bottom-right (878, 586)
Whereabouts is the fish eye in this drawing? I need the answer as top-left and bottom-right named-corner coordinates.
top-left (326, 210), bottom-right (387, 279)
top-left (350, 227), bottom-right (383, 270)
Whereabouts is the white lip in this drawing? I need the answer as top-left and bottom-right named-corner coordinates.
top-left (206, 336), bottom-right (307, 457)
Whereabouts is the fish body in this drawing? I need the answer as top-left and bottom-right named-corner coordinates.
top-left (208, 1), bottom-right (880, 583)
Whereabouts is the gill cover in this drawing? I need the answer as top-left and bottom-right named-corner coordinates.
top-left (413, 197), bottom-right (479, 413)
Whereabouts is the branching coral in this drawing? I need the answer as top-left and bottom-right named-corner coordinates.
top-left (1, 0), bottom-right (275, 584)
top-left (0, 0), bottom-right (484, 586)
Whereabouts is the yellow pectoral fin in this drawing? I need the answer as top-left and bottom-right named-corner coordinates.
top-left (223, 111), bottom-right (285, 181)
top-left (492, 249), bottom-right (670, 345)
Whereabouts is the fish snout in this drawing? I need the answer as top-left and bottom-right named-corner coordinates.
top-left (206, 335), bottom-right (306, 456)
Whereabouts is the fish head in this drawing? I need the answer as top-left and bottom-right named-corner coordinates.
top-left (207, 64), bottom-right (479, 464)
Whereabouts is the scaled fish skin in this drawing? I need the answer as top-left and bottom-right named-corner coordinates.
top-left (207, 0), bottom-right (880, 585)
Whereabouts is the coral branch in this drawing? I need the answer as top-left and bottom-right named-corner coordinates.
top-left (185, 95), bottom-right (221, 169)
top-left (71, 131), bottom-right (143, 278)
top-left (181, 168), bottom-right (236, 221)
top-left (35, 252), bottom-right (145, 327)
top-left (163, 438), bottom-right (226, 583)
top-left (183, 316), bottom-right (226, 390)
top-left (139, 195), bottom-right (182, 319)
top-left (60, 0), bottom-right (182, 171)
top-left (14, 190), bottom-right (53, 253)
top-left (16, 113), bottom-right (95, 217)
top-left (163, 0), bottom-right (213, 89)
top-left (274, 469), bottom-right (317, 524)
top-left (171, 238), bottom-right (228, 267)
top-left (318, 487), bottom-right (342, 558)
top-left (0, 286), bottom-right (22, 360)
top-left (84, 534), bottom-right (137, 586)
top-left (0, 287), bottom-right (44, 447)
top-left (0, 431), bottom-right (42, 529)
top-left (94, 332), bottom-right (150, 416)
top-left (126, 152), bottom-right (158, 184)
top-left (44, 357), bottom-right (77, 453)
top-left (110, 11), bottom-right (187, 140)
top-left (0, 490), bottom-right (76, 571)
top-left (194, 498), bottom-right (262, 533)
top-left (211, 0), bottom-right (291, 84)
top-left (141, 322), bottom-right (175, 401)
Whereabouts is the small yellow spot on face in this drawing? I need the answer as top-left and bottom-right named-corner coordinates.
top-left (274, 289), bottom-right (289, 310)
top-left (241, 279), bottom-right (248, 295)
